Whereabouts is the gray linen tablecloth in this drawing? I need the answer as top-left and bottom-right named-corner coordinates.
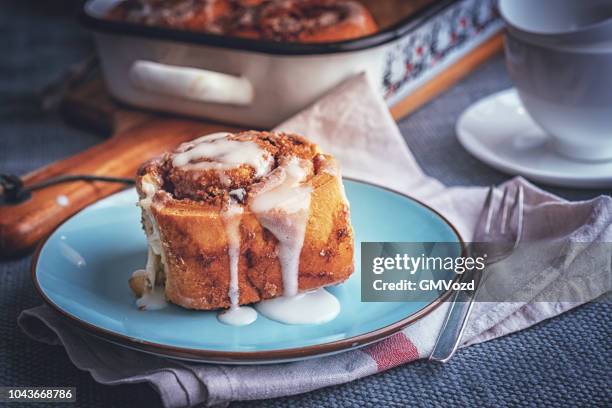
top-left (1, 1), bottom-right (610, 407)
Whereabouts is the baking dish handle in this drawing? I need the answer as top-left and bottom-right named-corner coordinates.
top-left (129, 60), bottom-right (254, 106)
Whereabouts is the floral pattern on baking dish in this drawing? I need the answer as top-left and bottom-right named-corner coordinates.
top-left (382, 0), bottom-right (502, 104)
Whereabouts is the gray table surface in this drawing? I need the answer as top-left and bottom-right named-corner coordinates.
top-left (1, 1), bottom-right (610, 407)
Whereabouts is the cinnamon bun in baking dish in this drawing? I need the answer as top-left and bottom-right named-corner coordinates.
top-left (230, 0), bottom-right (378, 42)
top-left (107, 0), bottom-right (233, 33)
top-left (107, 0), bottom-right (378, 42)
top-left (132, 131), bottom-right (354, 315)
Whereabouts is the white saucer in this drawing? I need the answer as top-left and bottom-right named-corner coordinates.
top-left (456, 88), bottom-right (612, 189)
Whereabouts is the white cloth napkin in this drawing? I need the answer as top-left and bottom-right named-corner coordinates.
top-left (19, 74), bottom-right (612, 407)
top-left (277, 73), bottom-right (611, 352)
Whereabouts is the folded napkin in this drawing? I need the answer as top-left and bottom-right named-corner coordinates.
top-left (19, 74), bottom-right (612, 408)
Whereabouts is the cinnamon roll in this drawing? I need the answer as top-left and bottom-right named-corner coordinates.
top-left (107, 0), bottom-right (232, 33)
top-left (133, 131), bottom-right (354, 311)
top-left (107, 0), bottom-right (378, 42)
top-left (232, 0), bottom-right (378, 43)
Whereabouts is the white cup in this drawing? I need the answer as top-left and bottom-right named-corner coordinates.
top-left (500, 0), bottom-right (612, 162)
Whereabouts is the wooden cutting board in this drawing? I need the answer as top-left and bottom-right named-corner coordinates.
top-left (0, 33), bottom-right (502, 257)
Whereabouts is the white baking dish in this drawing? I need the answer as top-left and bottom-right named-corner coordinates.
top-left (82, 0), bottom-right (502, 128)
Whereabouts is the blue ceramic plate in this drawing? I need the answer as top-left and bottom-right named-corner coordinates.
top-left (33, 180), bottom-right (463, 364)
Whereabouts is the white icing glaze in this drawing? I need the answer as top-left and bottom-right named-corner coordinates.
top-left (139, 180), bottom-right (163, 255)
top-left (172, 133), bottom-right (274, 180)
top-left (217, 305), bottom-right (258, 326)
top-left (187, 132), bottom-right (230, 144)
top-left (250, 158), bottom-right (312, 297)
top-left (218, 193), bottom-right (258, 327)
top-left (135, 179), bottom-right (169, 311)
top-left (136, 285), bottom-right (168, 311)
top-left (254, 288), bottom-right (340, 325)
top-left (250, 158), bottom-right (312, 214)
top-left (221, 199), bottom-right (244, 309)
top-left (140, 179), bottom-right (157, 199)
top-left (144, 246), bottom-right (159, 287)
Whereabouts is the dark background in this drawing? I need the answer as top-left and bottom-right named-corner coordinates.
top-left (1, 1), bottom-right (610, 406)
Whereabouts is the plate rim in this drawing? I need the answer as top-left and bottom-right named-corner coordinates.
top-left (31, 178), bottom-right (465, 363)
top-left (456, 88), bottom-right (612, 188)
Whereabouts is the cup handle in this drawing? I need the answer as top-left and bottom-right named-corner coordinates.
top-left (129, 60), bottom-right (254, 106)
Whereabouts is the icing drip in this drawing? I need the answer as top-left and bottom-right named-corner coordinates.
top-left (217, 305), bottom-right (257, 326)
top-left (172, 133), bottom-right (274, 181)
top-left (250, 158), bottom-right (313, 297)
top-left (255, 288), bottom-right (340, 325)
top-left (135, 179), bottom-right (168, 310)
top-left (136, 285), bottom-right (168, 311)
top-left (145, 246), bottom-right (159, 286)
top-left (217, 196), bottom-right (257, 326)
top-left (249, 155), bottom-right (342, 325)
top-left (222, 199), bottom-right (243, 309)
top-left (139, 180), bottom-right (163, 255)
